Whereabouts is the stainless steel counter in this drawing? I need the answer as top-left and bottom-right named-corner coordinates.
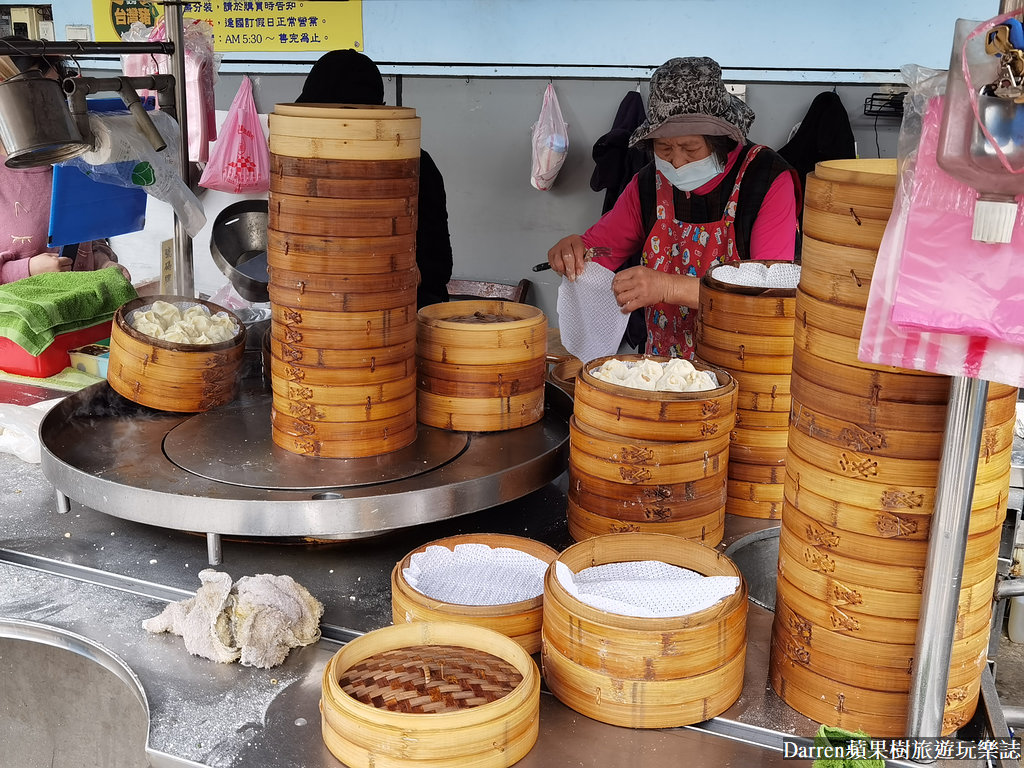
top-left (0, 379), bottom-right (1015, 768)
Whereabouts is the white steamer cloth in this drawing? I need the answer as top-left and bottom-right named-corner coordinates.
top-left (554, 560), bottom-right (739, 618)
top-left (556, 262), bottom-right (630, 364)
top-left (710, 262), bottom-right (801, 289)
top-left (403, 543), bottom-right (548, 606)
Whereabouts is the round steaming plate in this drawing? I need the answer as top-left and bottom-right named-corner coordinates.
top-left (163, 400), bottom-right (469, 490)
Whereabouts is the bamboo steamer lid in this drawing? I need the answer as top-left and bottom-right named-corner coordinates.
top-left (540, 533), bottom-right (747, 728)
top-left (275, 103), bottom-right (417, 120)
top-left (390, 534), bottom-right (558, 655)
top-left (107, 295), bottom-right (245, 413)
top-left (270, 111), bottom-right (421, 141)
top-left (320, 621), bottom-right (540, 768)
top-left (792, 346), bottom-right (950, 405)
top-left (802, 172), bottom-right (896, 216)
top-left (813, 158), bottom-right (899, 186)
top-left (566, 498), bottom-right (724, 545)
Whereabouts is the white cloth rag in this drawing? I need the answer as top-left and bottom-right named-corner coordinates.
top-left (143, 569), bottom-right (324, 668)
top-left (556, 262), bottom-right (630, 364)
top-left (555, 560), bottom-right (739, 618)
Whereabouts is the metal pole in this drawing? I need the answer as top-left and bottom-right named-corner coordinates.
top-left (906, 376), bottom-right (989, 736)
top-left (161, 1), bottom-right (195, 298)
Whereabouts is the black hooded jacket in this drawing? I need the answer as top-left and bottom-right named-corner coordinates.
top-left (297, 50), bottom-right (454, 308)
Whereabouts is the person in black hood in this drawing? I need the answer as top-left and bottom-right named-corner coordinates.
top-left (296, 50), bottom-right (453, 308)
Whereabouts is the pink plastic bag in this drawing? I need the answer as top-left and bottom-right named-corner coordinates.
top-left (531, 84), bottom-right (569, 190)
top-left (890, 98), bottom-right (1024, 344)
top-left (199, 77), bottom-right (270, 195)
top-left (859, 94), bottom-right (1024, 387)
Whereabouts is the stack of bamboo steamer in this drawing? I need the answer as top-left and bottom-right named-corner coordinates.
top-left (696, 263), bottom-right (798, 519)
top-left (770, 159), bottom-right (1013, 736)
top-left (266, 103), bottom-right (421, 458)
top-left (567, 355), bottom-right (736, 546)
top-left (416, 301), bottom-right (547, 431)
top-left (541, 533), bottom-right (748, 728)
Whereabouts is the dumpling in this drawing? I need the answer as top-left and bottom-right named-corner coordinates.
top-left (635, 358), bottom-right (664, 383)
top-left (182, 305), bottom-right (210, 322)
top-left (596, 358), bottom-right (630, 381)
top-left (161, 326), bottom-right (192, 344)
top-left (622, 367), bottom-right (656, 390)
top-left (149, 300), bottom-right (183, 330)
top-left (131, 317), bottom-right (163, 338)
top-left (654, 371), bottom-right (687, 392)
top-left (663, 357), bottom-right (696, 377)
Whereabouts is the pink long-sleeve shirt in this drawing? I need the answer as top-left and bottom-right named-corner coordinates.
top-left (581, 143), bottom-right (797, 270)
top-left (0, 162), bottom-right (111, 284)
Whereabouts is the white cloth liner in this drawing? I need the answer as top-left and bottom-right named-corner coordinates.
top-left (403, 543), bottom-right (549, 606)
top-left (555, 560), bottom-right (739, 618)
top-left (556, 263), bottom-right (630, 364)
top-left (710, 262), bottom-right (801, 289)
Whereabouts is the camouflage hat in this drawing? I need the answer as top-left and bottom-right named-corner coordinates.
top-left (629, 57), bottom-right (754, 147)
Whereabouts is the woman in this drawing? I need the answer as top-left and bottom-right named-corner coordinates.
top-left (547, 57), bottom-right (798, 359)
top-left (0, 37), bottom-right (129, 284)
top-left (296, 49), bottom-right (454, 309)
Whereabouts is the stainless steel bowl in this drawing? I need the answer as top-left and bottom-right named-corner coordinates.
top-left (210, 200), bottom-right (269, 303)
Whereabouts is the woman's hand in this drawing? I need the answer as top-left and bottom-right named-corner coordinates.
top-left (546, 234), bottom-right (589, 281)
top-left (28, 253), bottom-right (72, 275)
top-left (611, 267), bottom-right (699, 313)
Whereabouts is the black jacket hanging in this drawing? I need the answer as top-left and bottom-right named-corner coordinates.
top-left (778, 91), bottom-right (856, 193)
top-left (590, 90), bottom-right (652, 214)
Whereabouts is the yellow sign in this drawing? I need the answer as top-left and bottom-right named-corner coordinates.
top-left (92, 0), bottom-right (363, 53)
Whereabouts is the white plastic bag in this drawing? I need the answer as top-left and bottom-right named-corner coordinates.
top-left (531, 83), bottom-right (569, 190)
top-left (0, 399), bottom-right (61, 464)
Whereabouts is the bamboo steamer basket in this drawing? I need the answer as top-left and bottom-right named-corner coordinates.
top-left (547, 356), bottom-right (584, 398)
top-left (795, 287), bottom-right (870, 340)
top-left (566, 498), bottom-right (725, 543)
top-left (269, 211), bottom-right (416, 238)
top-left (107, 296), bottom-right (245, 412)
top-left (777, 518), bottom-right (1004, 595)
top-left (569, 417), bottom-right (728, 484)
top-left (391, 534), bottom-right (558, 654)
top-left (270, 191), bottom-right (416, 220)
top-left (697, 323), bottom-right (795, 357)
top-left (270, 104), bottom-right (421, 161)
top-left (267, 341), bottom-right (417, 383)
top-left (572, 355), bottom-right (736, 441)
top-left (267, 228), bottom-right (416, 260)
top-left (802, 207), bottom-right (890, 250)
top-left (802, 172), bottom-right (896, 216)
top-left (695, 341), bottom-right (795, 374)
top-left (416, 301), bottom-right (547, 432)
top-left (270, 325), bottom-right (417, 365)
top-left (728, 463), bottom-right (785, 484)
top-left (783, 471), bottom-right (1008, 541)
top-left (269, 304), bottom-right (417, 346)
top-left (541, 533), bottom-right (747, 728)
top-left (728, 425), bottom-right (790, 464)
top-left (795, 262), bottom-right (874, 310)
top-left (813, 158), bottom-right (898, 186)
top-left (568, 468), bottom-right (727, 521)
top-left (726, 478), bottom-right (784, 503)
top-left (272, 423), bottom-right (417, 459)
top-left (321, 621), bottom-right (539, 768)
top-left (736, 388), bottom-right (792, 412)
top-left (269, 265), bottom-right (420, 295)
top-left (800, 234), bottom-right (881, 277)
top-left (733, 408), bottom-right (791, 429)
top-left (790, 371), bottom-right (950, 431)
top-left (268, 282), bottom-right (418, 313)
top-left (269, 111), bottom-right (421, 141)
top-left (792, 346), bottom-right (950, 405)
top-left (725, 497), bottom-right (782, 519)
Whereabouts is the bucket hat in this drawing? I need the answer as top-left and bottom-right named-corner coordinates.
top-left (629, 56), bottom-right (754, 147)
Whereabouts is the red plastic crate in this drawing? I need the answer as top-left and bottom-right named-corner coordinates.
top-left (0, 320), bottom-right (114, 378)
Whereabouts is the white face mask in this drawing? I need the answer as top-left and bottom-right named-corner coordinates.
top-left (654, 153), bottom-right (724, 191)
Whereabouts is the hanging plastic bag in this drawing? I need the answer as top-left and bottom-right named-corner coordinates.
top-left (121, 19), bottom-right (220, 163)
top-left (858, 65), bottom-right (1024, 387)
top-left (889, 14), bottom-right (1024, 344)
top-left (62, 110), bottom-right (207, 237)
top-left (531, 83), bottom-right (569, 190)
top-left (199, 77), bottom-right (270, 195)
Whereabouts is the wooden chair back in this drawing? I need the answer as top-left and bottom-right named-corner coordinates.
top-left (446, 278), bottom-right (531, 304)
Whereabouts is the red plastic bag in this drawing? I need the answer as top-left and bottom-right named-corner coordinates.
top-left (199, 77), bottom-right (270, 194)
top-left (531, 83), bottom-right (569, 190)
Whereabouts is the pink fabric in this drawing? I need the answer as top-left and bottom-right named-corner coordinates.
top-left (0, 162), bottom-right (109, 285)
top-left (582, 143), bottom-right (797, 269)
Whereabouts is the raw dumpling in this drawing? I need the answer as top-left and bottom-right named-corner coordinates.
top-left (150, 300), bottom-right (183, 330)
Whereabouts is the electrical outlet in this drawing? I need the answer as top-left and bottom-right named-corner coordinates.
top-left (726, 83), bottom-right (747, 102)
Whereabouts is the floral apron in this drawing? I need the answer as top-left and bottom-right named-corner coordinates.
top-left (641, 144), bottom-right (764, 358)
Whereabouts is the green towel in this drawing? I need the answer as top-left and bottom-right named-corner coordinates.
top-left (812, 725), bottom-right (885, 768)
top-left (0, 269), bottom-right (138, 356)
